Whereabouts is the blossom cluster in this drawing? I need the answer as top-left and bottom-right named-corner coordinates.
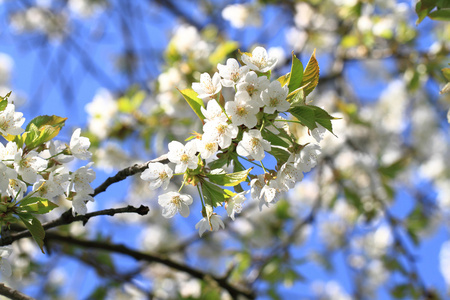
top-left (141, 46), bottom-right (331, 236)
top-left (0, 98), bottom-right (96, 276)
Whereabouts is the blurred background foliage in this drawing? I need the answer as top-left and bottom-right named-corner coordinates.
top-left (1, 0), bottom-right (450, 299)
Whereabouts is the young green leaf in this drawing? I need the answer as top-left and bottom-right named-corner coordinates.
top-left (18, 214), bottom-right (46, 253)
top-left (178, 88), bottom-right (206, 122)
top-left (19, 197), bottom-right (59, 214)
top-left (300, 50), bottom-right (320, 97)
top-left (206, 168), bottom-right (252, 187)
top-left (201, 180), bottom-right (234, 207)
top-left (287, 52), bottom-right (304, 94)
top-left (290, 105), bottom-right (336, 133)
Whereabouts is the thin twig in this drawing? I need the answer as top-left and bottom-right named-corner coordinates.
top-left (45, 233), bottom-right (255, 299)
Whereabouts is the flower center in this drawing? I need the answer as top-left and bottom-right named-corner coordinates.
top-left (217, 124), bottom-right (227, 135)
top-left (250, 137), bottom-right (260, 149)
top-left (159, 171), bottom-right (168, 180)
top-left (246, 84), bottom-right (255, 96)
top-left (205, 142), bottom-right (215, 151)
top-left (236, 106), bottom-right (247, 117)
top-left (180, 154), bottom-right (190, 163)
top-left (269, 97), bottom-right (279, 107)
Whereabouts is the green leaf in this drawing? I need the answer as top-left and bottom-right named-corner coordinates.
top-left (300, 49), bottom-right (320, 97)
top-left (23, 115), bottom-right (67, 149)
top-left (25, 115), bottom-right (67, 132)
top-left (0, 91), bottom-right (12, 103)
top-left (261, 129), bottom-right (290, 148)
top-left (201, 180), bottom-right (234, 208)
top-left (442, 68), bottom-right (450, 81)
top-left (19, 197), bottom-right (58, 214)
top-left (277, 73), bottom-right (290, 87)
top-left (118, 88), bottom-right (145, 113)
top-left (206, 168), bottom-right (252, 187)
top-left (0, 99), bottom-right (8, 112)
top-left (269, 146), bottom-right (291, 165)
top-left (178, 88), bottom-right (205, 122)
top-left (415, 0), bottom-right (437, 25)
top-left (390, 284), bottom-right (411, 299)
top-left (290, 105), bottom-right (336, 133)
top-left (18, 214), bottom-right (46, 253)
top-left (428, 8), bottom-right (450, 21)
top-left (287, 52), bottom-right (304, 94)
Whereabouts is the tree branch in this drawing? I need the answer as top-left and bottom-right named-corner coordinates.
top-left (45, 233), bottom-right (255, 299)
top-left (0, 283), bottom-right (36, 300)
top-left (93, 154), bottom-right (168, 197)
top-left (1, 205), bottom-right (149, 246)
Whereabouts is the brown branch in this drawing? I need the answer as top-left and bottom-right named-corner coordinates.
top-left (1, 205), bottom-right (149, 246)
top-left (93, 154), bottom-right (168, 197)
top-left (45, 233), bottom-right (255, 299)
top-left (0, 283), bottom-right (35, 300)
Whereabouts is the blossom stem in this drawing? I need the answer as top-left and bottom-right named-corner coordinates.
top-left (259, 160), bottom-right (267, 173)
top-left (178, 177), bottom-right (187, 193)
top-left (197, 184), bottom-right (205, 208)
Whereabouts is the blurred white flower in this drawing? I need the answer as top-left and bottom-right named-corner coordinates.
top-left (222, 4), bottom-right (261, 28)
top-left (85, 89), bottom-right (118, 139)
top-left (0, 246), bottom-right (12, 277)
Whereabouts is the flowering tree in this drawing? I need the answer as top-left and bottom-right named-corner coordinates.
top-left (0, 0), bottom-right (450, 299)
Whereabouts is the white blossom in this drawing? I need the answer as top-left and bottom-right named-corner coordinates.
top-left (236, 71), bottom-right (269, 105)
top-left (195, 214), bottom-right (225, 236)
top-left (311, 123), bottom-right (327, 143)
top-left (140, 162), bottom-right (173, 190)
top-left (261, 80), bottom-right (289, 114)
top-left (293, 144), bottom-right (322, 173)
top-left (197, 135), bottom-right (219, 160)
top-left (167, 140), bottom-right (198, 174)
top-left (236, 130), bottom-right (271, 161)
top-left (241, 46), bottom-right (277, 73)
top-left (14, 150), bottom-right (47, 184)
top-left (158, 191), bottom-right (193, 218)
top-left (226, 191), bottom-right (247, 220)
top-left (0, 103), bottom-right (25, 136)
top-left (0, 162), bottom-right (17, 193)
top-left (250, 175), bottom-right (281, 210)
top-left (200, 99), bottom-right (227, 123)
top-left (32, 168), bottom-right (69, 199)
top-left (192, 73), bottom-right (222, 100)
top-left (69, 128), bottom-right (92, 160)
top-left (217, 58), bottom-right (249, 87)
top-left (72, 192), bottom-right (95, 216)
top-left (225, 96), bottom-right (259, 128)
top-left (7, 178), bottom-right (27, 200)
top-left (203, 119), bottom-right (238, 149)
top-left (277, 161), bottom-right (304, 191)
top-left (0, 141), bottom-right (19, 163)
top-left (68, 163), bottom-right (96, 195)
